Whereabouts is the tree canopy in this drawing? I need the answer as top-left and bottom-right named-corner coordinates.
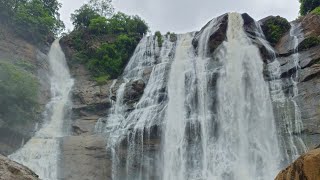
top-left (0, 0), bottom-right (64, 43)
top-left (299, 0), bottom-right (320, 15)
top-left (65, 2), bottom-right (149, 83)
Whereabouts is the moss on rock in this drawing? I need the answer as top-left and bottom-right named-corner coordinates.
top-left (311, 6), bottom-right (320, 15)
top-left (261, 16), bottom-right (291, 46)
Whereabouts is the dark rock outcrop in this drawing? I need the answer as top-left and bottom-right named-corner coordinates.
top-left (192, 13), bottom-right (228, 56)
top-left (275, 148), bottom-right (320, 180)
top-left (0, 154), bottom-right (39, 180)
top-left (124, 79), bottom-right (145, 107)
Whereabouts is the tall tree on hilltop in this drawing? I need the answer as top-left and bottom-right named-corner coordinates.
top-left (89, 0), bottom-right (114, 17)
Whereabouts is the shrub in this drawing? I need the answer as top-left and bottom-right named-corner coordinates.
top-left (0, 61), bottom-right (39, 125)
top-left (311, 6), bottom-right (320, 15)
top-left (298, 36), bottom-right (320, 51)
top-left (155, 31), bottom-right (163, 47)
top-left (94, 75), bottom-right (110, 85)
top-left (261, 16), bottom-right (291, 46)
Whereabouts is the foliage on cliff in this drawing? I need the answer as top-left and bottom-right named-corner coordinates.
top-left (0, 61), bottom-right (39, 126)
top-left (261, 16), bottom-right (290, 46)
top-left (0, 0), bottom-right (64, 44)
top-left (299, 0), bottom-right (320, 15)
top-left (155, 31), bottom-right (163, 47)
top-left (311, 6), bottom-right (320, 15)
top-left (298, 36), bottom-right (320, 51)
top-left (62, 2), bottom-right (149, 82)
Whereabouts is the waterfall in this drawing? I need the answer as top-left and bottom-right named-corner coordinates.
top-left (96, 35), bottom-right (175, 179)
top-left (94, 12), bottom-right (305, 180)
top-left (162, 13), bottom-right (281, 180)
top-left (9, 40), bottom-right (74, 180)
top-left (213, 13), bottom-right (280, 179)
top-left (163, 33), bottom-right (194, 179)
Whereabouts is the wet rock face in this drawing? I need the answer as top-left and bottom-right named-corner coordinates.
top-left (59, 135), bottom-right (111, 180)
top-left (276, 14), bottom-right (320, 56)
top-left (0, 154), bottom-right (39, 180)
top-left (124, 79), bottom-right (146, 106)
top-left (192, 13), bottom-right (228, 56)
top-left (274, 15), bottom-right (320, 148)
top-left (275, 148), bottom-right (320, 180)
top-left (300, 14), bottom-right (320, 38)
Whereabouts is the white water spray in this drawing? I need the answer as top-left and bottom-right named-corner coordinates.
top-left (162, 13), bottom-right (281, 180)
top-left (9, 40), bottom-right (74, 180)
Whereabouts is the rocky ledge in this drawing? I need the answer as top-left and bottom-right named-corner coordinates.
top-left (275, 148), bottom-right (320, 180)
top-left (0, 154), bottom-right (39, 180)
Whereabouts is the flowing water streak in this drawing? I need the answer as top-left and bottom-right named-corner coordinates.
top-left (163, 33), bottom-right (194, 180)
top-left (9, 40), bottom-right (74, 180)
top-left (289, 22), bottom-right (307, 155)
top-left (213, 13), bottom-right (281, 179)
top-left (254, 24), bottom-right (299, 164)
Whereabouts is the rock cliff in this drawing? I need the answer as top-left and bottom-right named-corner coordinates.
top-left (0, 24), bottom-right (51, 155)
top-left (275, 148), bottom-right (320, 180)
top-left (0, 154), bottom-right (39, 180)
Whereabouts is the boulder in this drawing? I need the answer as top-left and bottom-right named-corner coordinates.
top-left (0, 154), bottom-right (39, 180)
top-left (123, 79), bottom-right (146, 106)
top-left (275, 148), bottom-right (320, 180)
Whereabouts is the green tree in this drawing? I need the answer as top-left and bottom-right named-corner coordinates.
top-left (66, 4), bottom-right (149, 83)
top-left (89, 0), bottom-right (114, 17)
top-left (299, 0), bottom-right (320, 15)
top-left (71, 4), bottom-right (100, 29)
top-left (89, 16), bottom-right (108, 34)
top-left (0, 61), bottom-right (39, 125)
top-left (0, 0), bottom-right (64, 43)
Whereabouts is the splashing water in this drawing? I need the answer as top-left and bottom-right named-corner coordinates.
top-left (162, 13), bottom-right (281, 180)
top-left (9, 40), bottom-right (74, 180)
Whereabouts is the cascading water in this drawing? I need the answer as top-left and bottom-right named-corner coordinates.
top-left (9, 40), bottom-right (74, 180)
top-left (95, 12), bottom-right (307, 180)
top-left (162, 13), bottom-right (281, 180)
top-left (163, 33), bottom-right (194, 180)
top-left (254, 21), bottom-right (307, 164)
top-left (212, 13), bottom-right (281, 179)
top-left (95, 35), bottom-right (176, 180)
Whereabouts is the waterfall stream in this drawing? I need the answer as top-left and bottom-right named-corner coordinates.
top-left (9, 40), bottom-right (74, 180)
top-left (289, 22), bottom-right (308, 156)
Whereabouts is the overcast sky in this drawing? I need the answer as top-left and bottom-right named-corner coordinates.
top-left (59, 0), bottom-right (300, 33)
